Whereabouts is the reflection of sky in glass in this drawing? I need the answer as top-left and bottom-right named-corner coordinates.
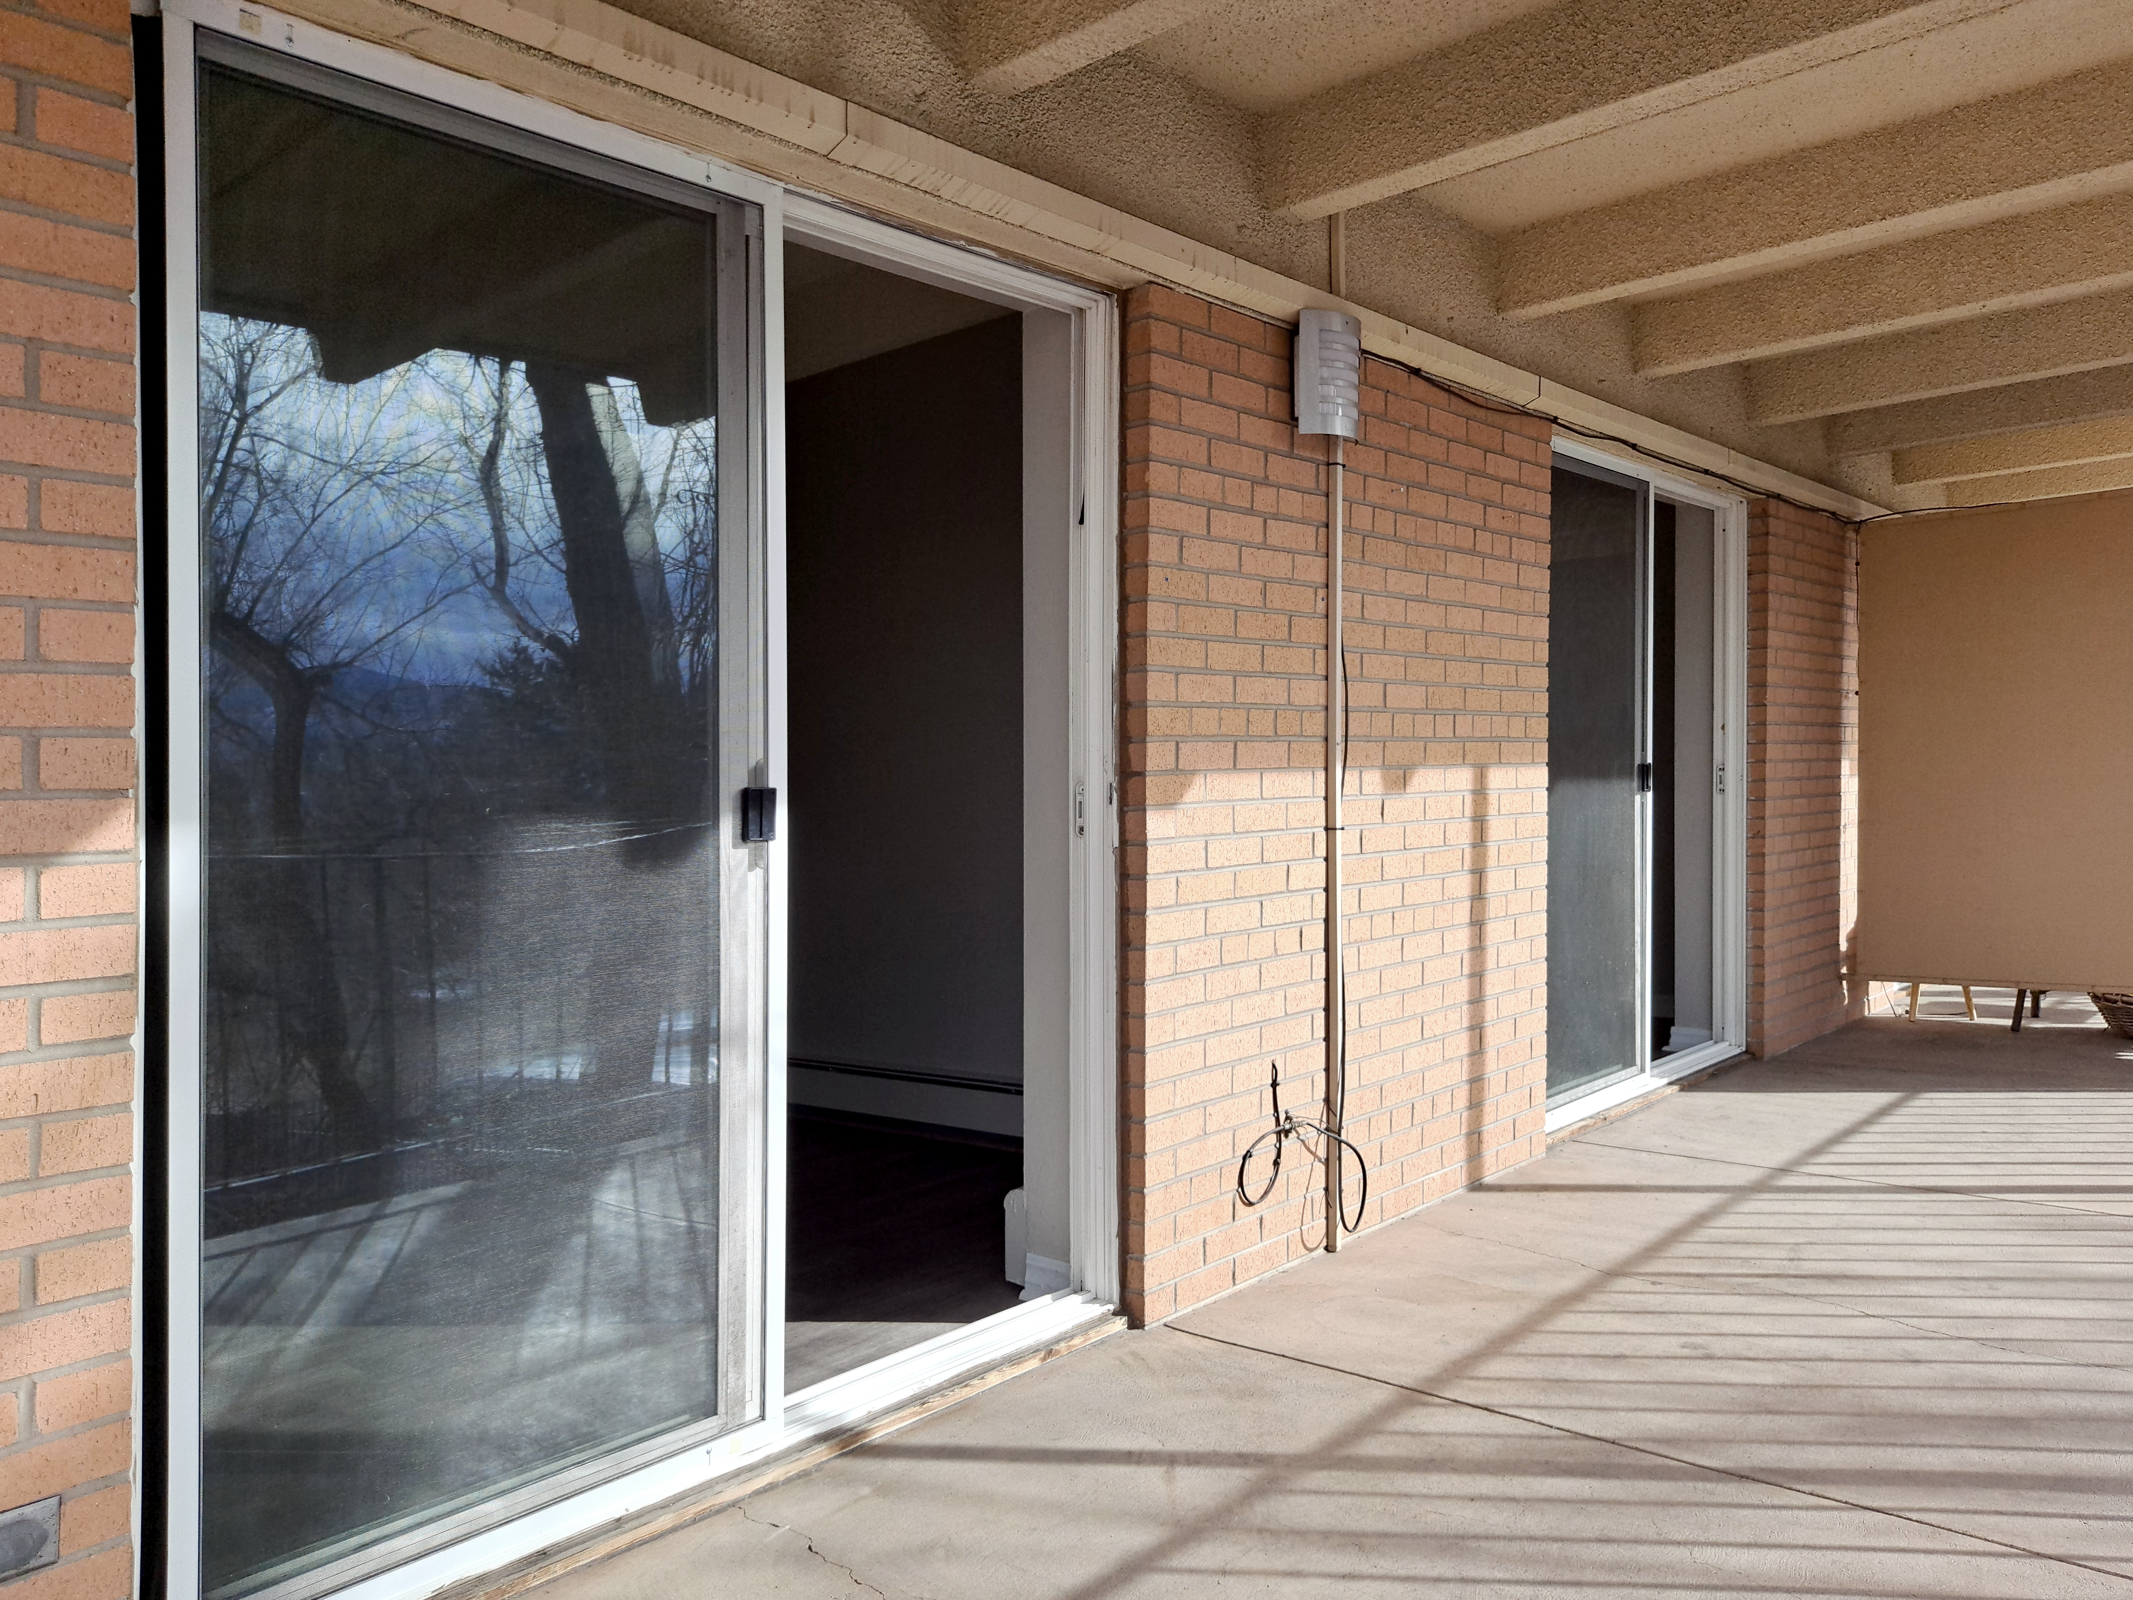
top-left (202, 314), bottom-right (717, 692)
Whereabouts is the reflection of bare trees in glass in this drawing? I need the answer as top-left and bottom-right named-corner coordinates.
top-left (203, 315), bottom-right (719, 1208)
top-left (205, 318), bottom-right (465, 1153)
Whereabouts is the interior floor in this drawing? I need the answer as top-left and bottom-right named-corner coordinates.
top-left (784, 1110), bottom-right (1023, 1394)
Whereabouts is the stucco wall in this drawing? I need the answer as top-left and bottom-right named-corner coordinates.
top-left (0, 0), bottom-right (141, 1592)
top-left (1119, 283), bottom-right (1551, 1324)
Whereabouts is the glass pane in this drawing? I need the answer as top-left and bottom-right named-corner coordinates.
top-left (196, 63), bottom-right (728, 1596)
top-left (1655, 501), bottom-right (1718, 1059)
top-left (1547, 465), bottom-right (1643, 1101)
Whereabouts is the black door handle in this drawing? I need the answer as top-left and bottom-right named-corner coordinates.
top-left (741, 787), bottom-right (777, 843)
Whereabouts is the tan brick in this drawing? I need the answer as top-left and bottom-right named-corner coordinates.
top-left (2, 1544), bottom-right (133, 1600)
top-left (0, 1051), bottom-right (131, 1119)
top-left (0, 1175), bottom-right (128, 1253)
top-left (35, 353), bottom-right (133, 419)
top-left (0, 1298), bottom-right (129, 1382)
top-left (0, 671), bottom-right (133, 727)
top-left (58, 1483), bottom-right (129, 1555)
top-left (0, 606), bottom-right (23, 659)
top-left (0, 343), bottom-right (22, 400)
top-left (0, 997), bottom-right (25, 1050)
top-left (0, 1426), bottom-right (129, 1537)
top-left (0, 214), bottom-right (131, 294)
top-left (31, 91), bottom-right (132, 164)
top-left (0, 145), bottom-right (130, 229)
top-left (36, 480), bottom-right (132, 540)
top-left (0, 798), bottom-right (132, 853)
top-left (37, 1112), bottom-right (128, 1176)
top-left (0, 282), bottom-right (132, 355)
top-left (0, 544), bottom-right (132, 602)
top-left (35, 863), bottom-right (131, 919)
top-left (35, 0), bottom-right (133, 32)
top-left (34, 1357), bottom-right (129, 1430)
top-left (0, 15), bottom-right (133, 97)
top-left (0, 411), bottom-right (133, 477)
top-left (0, 924), bottom-right (135, 985)
top-left (0, 474), bottom-right (23, 529)
top-left (37, 738), bottom-right (130, 791)
top-left (33, 610), bottom-right (129, 665)
top-left (0, 1126), bottom-right (28, 1182)
top-left (34, 1234), bottom-right (128, 1303)
top-left (37, 989), bottom-right (130, 1045)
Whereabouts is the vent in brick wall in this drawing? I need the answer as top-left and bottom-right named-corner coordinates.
top-left (0, 1496), bottom-right (60, 1580)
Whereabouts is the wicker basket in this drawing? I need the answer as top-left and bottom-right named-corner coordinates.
top-left (2092, 993), bottom-right (2133, 1040)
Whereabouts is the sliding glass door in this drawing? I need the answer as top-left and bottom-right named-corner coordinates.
top-left (1546, 460), bottom-right (1647, 1104)
top-left (183, 44), bottom-right (765, 1597)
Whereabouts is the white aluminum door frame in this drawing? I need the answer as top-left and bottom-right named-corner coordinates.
top-left (772, 195), bottom-right (1122, 1436)
top-left (159, 7), bottom-right (785, 1596)
top-left (1547, 436), bottom-right (1749, 1133)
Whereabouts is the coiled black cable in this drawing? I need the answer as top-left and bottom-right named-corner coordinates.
top-left (1236, 1063), bottom-right (1368, 1234)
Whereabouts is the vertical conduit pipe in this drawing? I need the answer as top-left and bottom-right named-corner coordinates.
top-left (1323, 432), bottom-right (1344, 1250)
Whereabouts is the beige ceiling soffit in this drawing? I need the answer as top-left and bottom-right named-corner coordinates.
top-left (958, 0), bottom-right (1230, 94)
top-left (1938, 456), bottom-right (2133, 506)
top-left (1632, 193), bottom-right (2133, 377)
top-left (1892, 417), bottom-right (2133, 485)
top-left (1499, 55), bottom-right (2133, 319)
top-left (1259, 0), bottom-right (2008, 220)
top-left (1828, 366), bottom-right (2133, 455)
top-left (1746, 286), bottom-right (2133, 425)
top-left (263, 0), bottom-right (1884, 519)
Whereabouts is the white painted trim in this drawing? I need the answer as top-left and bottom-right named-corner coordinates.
top-left (163, 0), bottom-right (784, 212)
top-left (1544, 437), bottom-right (1752, 1134)
top-left (161, 18), bottom-right (204, 1597)
top-left (1542, 1067), bottom-right (1667, 1135)
top-left (781, 1293), bottom-right (1112, 1435)
top-left (777, 194), bottom-right (1122, 1310)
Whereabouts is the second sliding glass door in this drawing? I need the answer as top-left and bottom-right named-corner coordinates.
top-left (1547, 460), bottom-right (1647, 1105)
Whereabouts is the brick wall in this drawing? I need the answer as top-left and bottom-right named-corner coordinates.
top-left (1120, 284), bottom-right (1551, 1325)
top-left (1746, 496), bottom-right (1861, 1058)
top-left (0, 0), bottom-right (140, 1592)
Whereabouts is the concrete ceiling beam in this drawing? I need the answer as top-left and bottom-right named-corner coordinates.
top-left (1632, 193), bottom-right (2133, 377)
top-left (1891, 417), bottom-right (2133, 485)
top-left (1258, 0), bottom-right (2000, 220)
top-left (1498, 56), bottom-right (2133, 318)
top-left (960, 0), bottom-right (1231, 94)
top-left (1828, 367), bottom-right (2133, 455)
top-left (1938, 455), bottom-right (2133, 506)
top-left (1744, 286), bottom-right (2133, 424)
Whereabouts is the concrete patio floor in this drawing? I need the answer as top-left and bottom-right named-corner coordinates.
top-left (534, 1003), bottom-right (2133, 1598)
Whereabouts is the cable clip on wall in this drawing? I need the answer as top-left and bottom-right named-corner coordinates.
top-left (1235, 1063), bottom-right (1368, 1234)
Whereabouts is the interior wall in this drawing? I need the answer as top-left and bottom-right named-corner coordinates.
top-left (1858, 491), bottom-right (2133, 992)
top-left (785, 314), bottom-right (1026, 1121)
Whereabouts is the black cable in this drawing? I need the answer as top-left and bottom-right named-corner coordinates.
top-left (1236, 1063), bottom-right (1369, 1233)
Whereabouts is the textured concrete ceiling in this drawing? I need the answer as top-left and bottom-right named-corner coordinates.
top-left (638, 0), bottom-right (2133, 506)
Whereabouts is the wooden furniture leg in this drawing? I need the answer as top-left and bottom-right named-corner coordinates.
top-left (1908, 982), bottom-right (1922, 1020)
top-left (2012, 990), bottom-right (2026, 1033)
top-left (1962, 985), bottom-right (1976, 1020)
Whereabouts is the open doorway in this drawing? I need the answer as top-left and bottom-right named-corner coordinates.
top-left (780, 241), bottom-right (1075, 1394)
